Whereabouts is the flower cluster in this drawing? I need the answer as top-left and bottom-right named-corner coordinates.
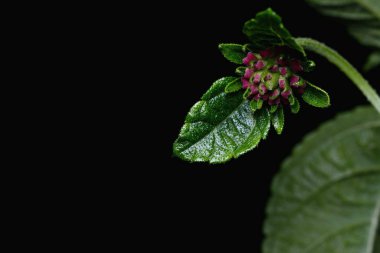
top-left (241, 48), bottom-right (307, 107)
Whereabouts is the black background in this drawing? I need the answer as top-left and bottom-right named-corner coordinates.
top-left (142, 1), bottom-right (379, 251)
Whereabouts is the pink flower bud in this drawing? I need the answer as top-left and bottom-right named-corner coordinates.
top-left (270, 65), bottom-right (279, 72)
top-left (269, 89), bottom-right (280, 100)
top-left (238, 46), bottom-right (315, 109)
top-left (241, 77), bottom-right (250, 89)
top-left (253, 93), bottom-right (261, 101)
top-left (281, 90), bottom-right (291, 99)
top-left (242, 52), bottom-right (256, 66)
top-left (279, 67), bottom-right (287, 76)
top-left (250, 85), bottom-right (259, 95)
top-left (253, 73), bottom-right (261, 84)
top-left (290, 75), bottom-right (300, 86)
top-left (255, 60), bottom-right (265, 70)
top-left (244, 68), bottom-right (254, 79)
top-left (259, 83), bottom-right (267, 95)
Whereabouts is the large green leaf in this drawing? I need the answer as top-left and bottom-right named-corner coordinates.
top-left (243, 8), bottom-right (306, 56)
top-left (307, 0), bottom-right (380, 70)
top-left (263, 106), bottom-right (380, 253)
top-left (173, 77), bottom-right (262, 163)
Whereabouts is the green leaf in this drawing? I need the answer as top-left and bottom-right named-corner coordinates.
top-left (234, 125), bottom-right (262, 158)
top-left (257, 99), bottom-right (263, 110)
top-left (243, 88), bottom-right (251, 99)
top-left (288, 94), bottom-right (295, 105)
top-left (302, 82), bottom-right (330, 108)
top-left (307, 0), bottom-right (380, 68)
top-left (250, 100), bottom-right (258, 112)
top-left (349, 24), bottom-right (380, 48)
top-left (263, 106), bottom-right (380, 253)
top-left (173, 77), bottom-right (262, 163)
top-left (364, 51), bottom-right (380, 71)
top-left (290, 96), bottom-right (300, 113)
top-left (243, 8), bottom-right (305, 56)
top-left (255, 108), bottom-right (271, 139)
top-left (218, 43), bottom-right (246, 64)
top-left (271, 107), bottom-right (284, 134)
top-left (224, 78), bottom-right (241, 94)
top-left (270, 105), bottom-right (278, 113)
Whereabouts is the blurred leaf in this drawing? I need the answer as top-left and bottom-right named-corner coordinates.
top-left (364, 51), bottom-right (380, 71)
top-left (264, 106), bottom-right (380, 253)
top-left (307, 0), bottom-right (380, 70)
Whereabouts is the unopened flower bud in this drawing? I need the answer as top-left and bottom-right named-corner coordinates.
top-left (242, 78), bottom-right (251, 89)
top-left (253, 73), bottom-right (261, 84)
top-left (255, 60), bottom-right (265, 70)
top-left (269, 89), bottom-right (280, 100)
top-left (281, 90), bottom-right (292, 99)
top-left (243, 52), bottom-right (257, 66)
top-left (244, 68), bottom-right (254, 79)
top-left (279, 67), bottom-right (287, 76)
top-left (259, 83), bottom-right (267, 95)
top-left (239, 48), bottom-right (312, 110)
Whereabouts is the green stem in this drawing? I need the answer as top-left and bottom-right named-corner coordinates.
top-left (295, 37), bottom-right (380, 114)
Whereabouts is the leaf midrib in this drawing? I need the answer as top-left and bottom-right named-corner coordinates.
top-left (268, 168), bottom-right (380, 242)
top-left (271, 166), bottom-right (380, 214)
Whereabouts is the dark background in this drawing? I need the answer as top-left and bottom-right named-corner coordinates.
top-left (143, 0), bottom-right (378, 251)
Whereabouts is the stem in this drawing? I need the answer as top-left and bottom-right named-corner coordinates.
top-left (295, 37), bottom-right (380, 114)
